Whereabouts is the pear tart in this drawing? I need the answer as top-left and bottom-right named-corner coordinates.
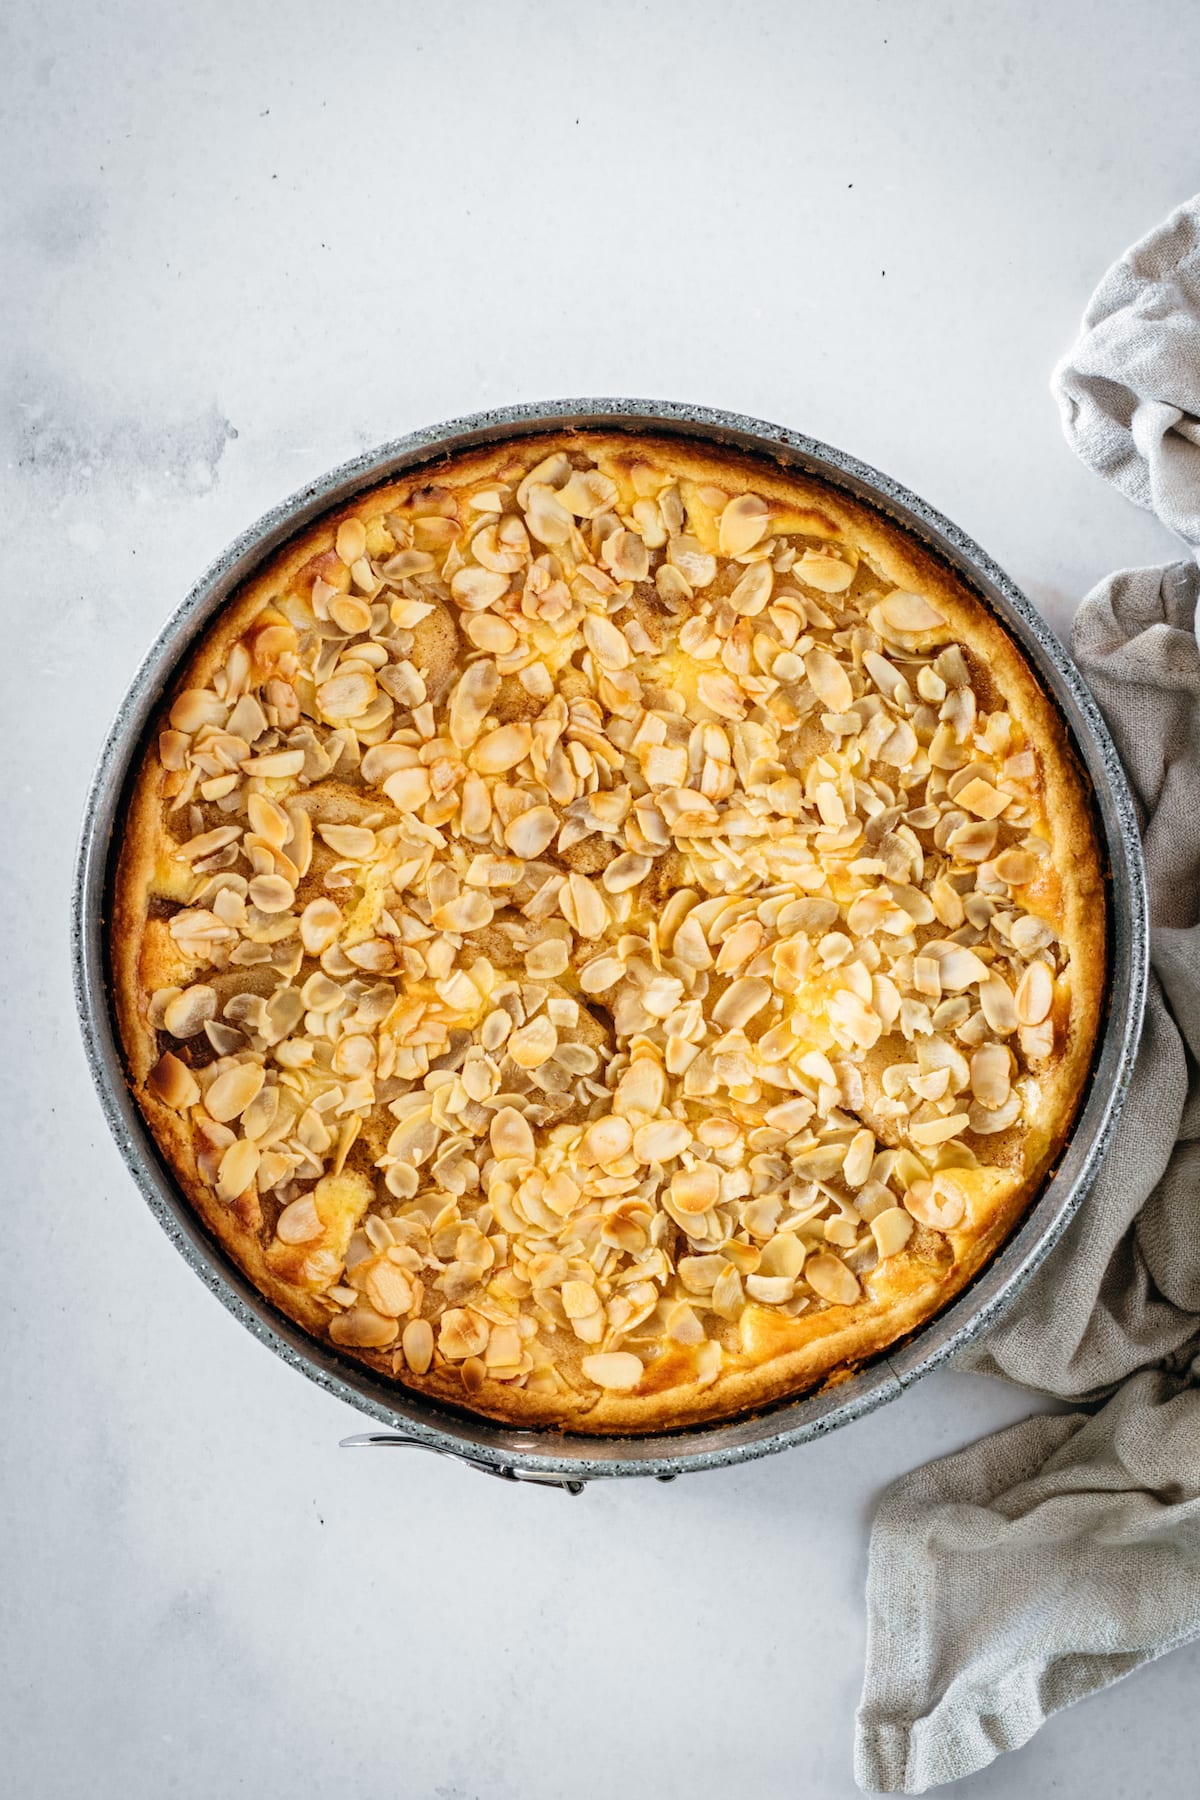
top-left (112, 434), bottom-right (1105, 1432)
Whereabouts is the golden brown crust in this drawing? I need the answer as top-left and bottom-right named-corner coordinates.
top-left (111, 430), bottom-right (1106, 1434)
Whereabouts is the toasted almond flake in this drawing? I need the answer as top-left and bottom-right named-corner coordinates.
top-left (804, 1252), bottom-right (861, 1306)
top-left (147, 1050), bottom-right (201, 1110)
top-left (244, 749), bottom-right (306, 779)
top-left (330, 1303), bottom-right (398, 1349)
top-left (1011, 914), bottom-right (1056, 954)
top-left (504, 806), bottom-right (558, 859)
top-left (450, 567), bottom-right (509, 611)
top-left (602, 852), bottom-right (652, 894)
top-left (797, 548), bottom-right (855, 592)
top-left (401, 1318), bottom-right (435, 1374)
top-left (525, 938), bottom-right (569, 978)
top-left (470, 721), bottom-right (533, 775)
top-left (956, 776), bottom-right (1009, 821)
top-left (671, 1163), bottom-right (720, 1214)
top-left (508, 1016), bottom-right (557, 1068)
top-left (299, 897), bottom-right (341, 954)
top-left (871, 1208), bottom-right (914, 1259)
top-left (162, 984), bottom-right (217, 1038)
top-left (561, 872), bottom-right (609, 939)
top-left (439, 1308), bottom-right (490, 1360)
top-left (583, 612), bottom-right (632, 670)
top-left (718, 493), bottom-right (769, 557)
top-left (561, 1279), bottom-right (602, 1321)
top-left (1016, 959), bottom-right (1054, 1025)
top-left (909, 1112), bottom-right (971, 1147)
top-left (904, 1176), bottom-right (966, 1230)
top-left (335, 518), bottom-right (367, 565)
top-left (970, 1042), bottom-right (1012, 1109)
top-left (603, 529), bottom-right (650, 583)
top-left (276, 1194), bottom-right (324, 1244)
top-left (170, 688), bottom-right (226, 733)
top-left (317, 669), bottom-right (377, 719)
top-left (746, 1273), bottom-right (795, 1304)
top-left (178, 825), bottom-right (241, 862)
top-left (804, 646), bottom-right (854, 712)
top-left (215, 1137), bottom-right (260, 1201)
top-left (843, 1127), bottom-right (876, 1188)
top-left (762, 1097), bottom-right (816, 1134)
top-left (969, 1090), bottom-right (1023, 1134)
top-left (365, 1260), bottom-right (414, 1318)
top-left (248, 874), bottom-right (295, 913)
top-left (729, 561), bottom-right (773, 616)
top-left (697, 672), bottom-right (746, 721)
top-left (632, 1119), bottom-right (689, 1163)
top-left (317, 823), bottom-right (376, 859)
top-left (464, 612), bottom-right (518, 654)
top-left (936, 946), bottom-right (990, 991)
top-left (992, 848), bottom-right (1040, 886)
top-left (874, 590), bottom-right (946, 634)
top-left (712, 977), bottom-right (771, 1029)
top-left (581, 1351), bottom-right (644, 1391)
top-left (206, 1062), bottom-right (266, 1123)
top-left (490, 1106), bottom-right (535, 1161)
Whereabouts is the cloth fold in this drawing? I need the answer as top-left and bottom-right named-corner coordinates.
top-left (854, 196), bottom-right (1200, 1794)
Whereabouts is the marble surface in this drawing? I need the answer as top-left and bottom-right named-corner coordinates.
top-left (4, 2), bottom-right (1198, 1794)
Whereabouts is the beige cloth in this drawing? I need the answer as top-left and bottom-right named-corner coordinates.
top-left (854, 197), bottom-right (1200, 1794)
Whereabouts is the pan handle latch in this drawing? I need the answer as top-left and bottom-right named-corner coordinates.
top-left (340, 1431), bottom-right (586, 1494)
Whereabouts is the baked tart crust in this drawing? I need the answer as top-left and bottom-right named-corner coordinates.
top-left (110, 432), bottom-right (1106, 1433)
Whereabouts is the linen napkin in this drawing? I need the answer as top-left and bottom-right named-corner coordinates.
top-left (854, 195), bottom-right (1200, 1794)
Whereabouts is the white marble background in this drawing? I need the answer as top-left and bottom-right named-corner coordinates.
top-left (4, 2), bottom-right (1198, 1795)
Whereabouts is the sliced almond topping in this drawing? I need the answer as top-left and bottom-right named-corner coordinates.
top-left (276, 1194), bottom-right (325, 1244)
top-left (508, 1016), bottom-right (558, 1068)
top-left (970, 1042), bottom-right (1012, 1110)
top-left (317, 823), bottom-right (376, 859)
top-left (299, 897), bottom-right (341, 954)
top-left (992, 848), bottom-right (1039, 886)
top-left (583, 612), bottom-right (632, 670)
top-left (804, 1252), bottom-right (861, 1307)
top-left (504, 806), bottom-right (558, 859)
top-left (671, 1163), bottom-right (720, 1214)
top-left (450, 567), bottom-right (509, 610)
top-left (581, 1351), bottom-right (644, 1391)
top-left (804, 646), bottom-right (854, 713)
top-left (490, 1106), bottom-right (535, 1161)
top-left (632, 1119), bottom-right (689, 1163)
top-left (401, 1317), bottom-right (435, 1374)
top-left (216, 1136), bottom-right (260, 1201)
top-left (1015, 959), bottom-right (1054, 1025)
top-left (316, 669), bottom-right (376, 719)
top-left (162, 984), bottom-right (217, 1039)
top-left (904, 1176), bottom-right (966, 1231)
top-left (335, 518), bottom-right (367, 565)
top-left (697, 672), bottom-right (746, 721)
top-left (872, 590), bottom-right (946, 634)
top-left (147, 1050), bottom-right (201, 1110)
top-left (206, 1062), bottom-right (266, 1123)
top-left (248, 874), bottom-right (296, 913)
top-left (797, 547), bottom-right (855, 592)
top-left (561, 872), bottom-right (609, 939)
top-left (330, 1302), bottom-right (398, 1349)
top-left (908, 1113), bottom-right (970, 1147)
top-left (718, 493), bottom-right (769, 557)
top-left (470, 722), bottom-right (533, 775)
top-left (871, 1208), bottom-right (914, 1259)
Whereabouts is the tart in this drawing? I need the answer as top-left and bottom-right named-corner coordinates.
top-left (111, 432), bottom-right (1105, 1432)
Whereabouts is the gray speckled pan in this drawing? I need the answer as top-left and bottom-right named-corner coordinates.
top-left (72, 400), bottom-right (1148, 1491)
